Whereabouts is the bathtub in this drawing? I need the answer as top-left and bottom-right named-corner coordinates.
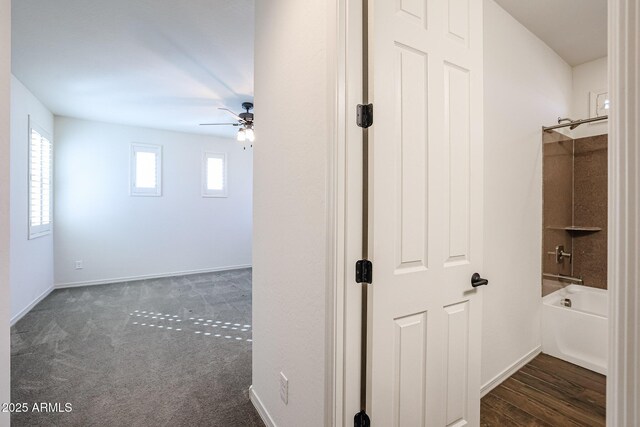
top-left (542, 284), bottom-right (608, 375)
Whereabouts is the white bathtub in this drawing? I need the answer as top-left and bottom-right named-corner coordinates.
top-left (542, 284), bottom-right (608, 375)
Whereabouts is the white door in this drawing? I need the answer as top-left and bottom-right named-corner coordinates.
top-left (368, 0), bottom-right (484, 425)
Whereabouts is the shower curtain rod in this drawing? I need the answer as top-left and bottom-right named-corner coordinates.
top-left (542, 115), bottom-right (608, 132)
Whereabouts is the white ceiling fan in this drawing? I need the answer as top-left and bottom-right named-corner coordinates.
top-left (200, 102), bottom-right (255, 147)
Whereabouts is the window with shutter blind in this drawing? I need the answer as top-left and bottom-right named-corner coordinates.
top-left (202, 152), bottom-right (227, 197)
top-left (130, 143), bottom-right (162, 196)
top-left (28, 119), bottom-right (53, 239)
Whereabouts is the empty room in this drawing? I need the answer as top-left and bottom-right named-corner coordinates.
top-left (8, 0), bottom-right (259, 425)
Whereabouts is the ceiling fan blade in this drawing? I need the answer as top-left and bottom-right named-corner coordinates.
top-left (199, 123), bottom-right (239, 126)
top-left (218, 107), bottom-right (241, 120)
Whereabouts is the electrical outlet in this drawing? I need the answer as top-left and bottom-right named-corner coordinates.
top-left (75, 260), bottom-right (83, 270)
top-left (279, 372), bottom-right (288, 404)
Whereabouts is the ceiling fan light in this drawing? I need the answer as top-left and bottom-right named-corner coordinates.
top-left (237, 128), bottom-right (246, 142)
top-left (245, 128), bottom-right (255, 143)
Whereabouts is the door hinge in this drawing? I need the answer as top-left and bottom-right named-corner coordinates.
top-left (355, 259), bottom-right (373, 284)
top-left (354, 410), bottom-right (371, 427)
top-left (356, 104), bottom-right (373, 128)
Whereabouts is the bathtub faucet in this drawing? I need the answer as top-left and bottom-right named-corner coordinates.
top-left (553, 245), bottom-right (572, 264)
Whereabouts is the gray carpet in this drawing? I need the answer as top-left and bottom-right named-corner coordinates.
top-left (11, 268), bottom-right (264, 427)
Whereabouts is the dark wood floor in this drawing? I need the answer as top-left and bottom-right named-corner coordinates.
top-left (481, 353), bottom-right (606, 426)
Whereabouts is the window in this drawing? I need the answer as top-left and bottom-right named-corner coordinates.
top-left (28, 118), bottom-right (53, 239)
top-left (202, 152), bottom-right (227, 197)
top-left (130, 143), bottom-right (162, 196)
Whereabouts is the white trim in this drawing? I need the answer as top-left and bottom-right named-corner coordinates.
top-left (130, 143), bottom-right (162, 197)
top-left (249, 386), bottom-right (277, 427)
top-left (28, 116), bottom-right (53, 239)
top-left (201, 151), bottom-right (228, 198)
top-left (480, 346), bottom-right (541, 397)
top-left (335, 0), bottom-right (365, 424)
top-left (326, 0), bottom-right (346, 425)
top-left (607, 1), bottom-right (639, 425)
top-left (10, 285), bottom-right (54, 326)
top-left (589, 90), bottom-right (609, 120)
top-left (54, 264), bottom-right (252, 289)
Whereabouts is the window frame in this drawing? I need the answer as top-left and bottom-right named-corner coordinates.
top-left (202, 152), bottom-right (228, 198)
top-left (28, 116), bottom-right (53, 240)
top-left (130, 143), bottom-right (162, 197)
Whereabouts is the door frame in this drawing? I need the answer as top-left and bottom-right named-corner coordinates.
top-left (324, 0), bottom-right (346, 423)
top-left (326, 0), bottom-right (364, 425)
top-left (606, 0), bottom-right (640, 425)
top-left (327, 0), bottom-right (640, 426)
top-left (0, 0), bottom-right (9, 424)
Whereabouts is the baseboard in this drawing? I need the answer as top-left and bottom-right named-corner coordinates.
top-left (10, 285), bottom-right (54, 326)
top-left (481, 346), bottom-right (542, 397)
top-left (249, 386), bottom-right (277, 427)
top-left (54, 264), bottom-right (252, 289)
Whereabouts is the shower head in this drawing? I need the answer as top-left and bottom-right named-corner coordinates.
top-left (557, 117), bottom-right (581, 130)
top-left (544, 115), bottom-right (608, 132)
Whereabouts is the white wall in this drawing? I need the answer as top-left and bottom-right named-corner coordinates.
top-left (54, 117), bottom-right (252, 286)
top-left (571, 56), bottom-right (608, 139)
top-left (0, 0), bottom-right (10, 423)
top-left (252, 0), bottom-right (333, 425)
top-left (10, 76), bottom-right (55, 322)
top-left (482, 0), bottom-right (573, 391)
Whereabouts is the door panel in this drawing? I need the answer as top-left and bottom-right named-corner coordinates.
top-left (444, 301), bottom-right (470, 426)
top-left (393, 312), bottom-right (428, 426)
top-left (369, 0), bottom-right (483, 424)
top-left (444, 63), bottom-right (471, 264)
top-left (398, 0), bottom-right (427, 27)
top-left (447, 0), bottom-right (469, 44)
top-left (395, 43), bottom-right (429, 272)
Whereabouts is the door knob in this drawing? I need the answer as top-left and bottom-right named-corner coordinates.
top-left (471, 273), bottom-right (488, 288)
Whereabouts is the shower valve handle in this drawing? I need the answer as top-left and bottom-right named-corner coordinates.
top-left (471, 273), bottom-right (489, 288)
top-left (552, 245), bottom-right (572, 263)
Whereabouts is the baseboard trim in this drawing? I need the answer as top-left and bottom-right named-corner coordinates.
top-left (54, 264), bottom-right (252, 289)
top-left (11, 285), bottom-right (54, 326)
top-left (481, 346), bottom-right (542, 397)
top-left (249, 386), bottom-right (277, 427)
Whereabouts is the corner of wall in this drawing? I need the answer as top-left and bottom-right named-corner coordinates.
top-left (482, 0), bottom-right (572, 388)
top-left (0, 0), bottom-right (12, 423)
top-left (9, 76), bottom-right (55, 322)
top-left (253, 0), bottom-right (331, 424)
top-left (249, 386), bottom-right (277, 427)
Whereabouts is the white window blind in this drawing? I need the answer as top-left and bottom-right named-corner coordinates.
top-left (202, 152), bottom-right (227, 197)
top-left (130, 143), bottom-right (162, 196)
top-left (29, 120), bottom-right (52, 239)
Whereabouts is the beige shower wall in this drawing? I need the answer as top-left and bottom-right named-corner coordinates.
top-left (542, 132), bottom-right (608, 294)
top-left (573, 134), bottom-right (608, 289)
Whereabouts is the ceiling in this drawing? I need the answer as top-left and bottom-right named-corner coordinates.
top-left (12, 0), bottom-right (605, 137)
top-left (12, 0), bottom-right (254, 139)
top-left (495, 0), bottom-right (607, 67)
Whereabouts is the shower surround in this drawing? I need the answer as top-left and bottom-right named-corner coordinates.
top-left (542, 131), bottom-right (608, 296)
